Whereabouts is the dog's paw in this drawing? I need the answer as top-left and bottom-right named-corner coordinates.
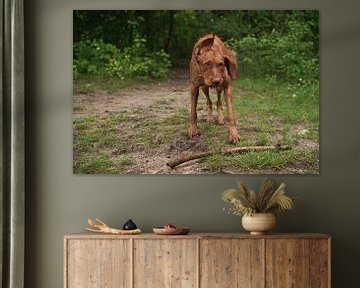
top-left (217, 115), bottom-right (224, 125)
top-left (207, 116), bottom-right (215, 124)
top-left (228, 126), bottom-right (240, 143)
top-left (188, 126), bottom-right (200, 138)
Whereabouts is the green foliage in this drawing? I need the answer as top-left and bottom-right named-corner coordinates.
top-left (227, 19), bottom-right (319, 82)
top-left (73, 39), bottom-right (119, 77)
top-left (73, 32), bottom-right (171, 80)
top-left (107, 33), bottom-right (171, 79)
top-left (74, 10), bottom-right (319, 77)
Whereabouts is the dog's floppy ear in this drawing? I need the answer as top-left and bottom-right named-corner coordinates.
top-left (224, 49), bottom-right (237, 79)
top-left (193, 34), bottom-right (215, 57)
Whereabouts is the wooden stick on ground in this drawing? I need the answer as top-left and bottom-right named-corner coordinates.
top-left (166, 144), bottom-right (289, 169)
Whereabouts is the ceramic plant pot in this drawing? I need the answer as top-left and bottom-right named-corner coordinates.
top-left (242, 213), bottom-right (276, 235)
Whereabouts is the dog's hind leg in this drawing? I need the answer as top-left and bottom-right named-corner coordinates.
top-left (202, 86), bottom-right (214, 124)
top-left (216, 87), bottom-right (224, 125)
top-left (224, 86), bottom-right (240, 142)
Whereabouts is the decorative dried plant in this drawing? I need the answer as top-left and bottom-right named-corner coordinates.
top-left (222, 179), bottom-right (294, 216)
top-left (86, 218), bottom-right (142, 235)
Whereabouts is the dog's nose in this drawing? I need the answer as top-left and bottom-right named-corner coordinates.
top-left (212, 79), bottom-right (221, 86)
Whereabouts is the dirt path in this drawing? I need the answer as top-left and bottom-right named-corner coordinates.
top-left (74, 68), bottom-right (189, 117)
top-left (74, 67), bottom-right (220, 174)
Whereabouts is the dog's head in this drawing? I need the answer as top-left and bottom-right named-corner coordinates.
top-left (193, 34), bottom-right (237, 87)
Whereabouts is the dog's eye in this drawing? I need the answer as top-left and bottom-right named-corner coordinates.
top-left (203, 62), bottom-right (211, 67)
top-left (218, 62), bottom-right (225, 67)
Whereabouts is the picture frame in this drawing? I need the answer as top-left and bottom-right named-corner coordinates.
top-left (73, 10), bottom-right (320, 175)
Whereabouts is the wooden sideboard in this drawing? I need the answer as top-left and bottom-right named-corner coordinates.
top-left (64, 233), bottom-right (330, 288)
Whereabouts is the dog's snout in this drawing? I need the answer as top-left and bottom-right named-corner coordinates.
top-left (211, 78), bottom-right (222, 87)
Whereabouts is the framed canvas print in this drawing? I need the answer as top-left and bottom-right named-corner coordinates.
top-left (73, 10), bottom-right (319, 175)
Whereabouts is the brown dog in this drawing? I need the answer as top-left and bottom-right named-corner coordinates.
top-left (188, 34), bottom-right (240, 142)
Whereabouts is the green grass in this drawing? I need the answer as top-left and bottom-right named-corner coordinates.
top-left (73, 75), bottom-right (319, 174)
top-left (202, 149), bottom-right (318, 173)
top-left (234, 77), bottom-right (319, 125)
top-left (73, 106), bottom-right (189, 173)
top-left (75, 154), bottom-right (114, 174)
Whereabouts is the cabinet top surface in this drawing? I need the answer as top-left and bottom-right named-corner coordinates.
top-left (64, 232), bottom-right (330, 240)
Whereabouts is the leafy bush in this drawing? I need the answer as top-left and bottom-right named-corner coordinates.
top-left (227, 20), bottom-right (319, 83)
top-left (73, 39), bottom-right (119, 77)
top-left (73, 33), bottom-right (171, 80)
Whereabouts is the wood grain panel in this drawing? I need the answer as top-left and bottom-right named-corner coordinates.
top-left (200, 239), bottom-right (264, 288)
top-left (310, 239), bottom-right (330, 288)
top-left (66, 239), bottom-right (131, 288)
top-left (133, 239), bottom-right (197, 288)
top-left (265, 239), bottom-right (310, 288)
top-left (64, 234), bottom-right (330, 288)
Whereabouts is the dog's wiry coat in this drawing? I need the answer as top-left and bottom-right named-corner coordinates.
top-left (188, 34), bottom-right (240, 142)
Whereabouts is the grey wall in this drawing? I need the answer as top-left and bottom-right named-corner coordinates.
top-left (25, 0), bottom-right (360, 287)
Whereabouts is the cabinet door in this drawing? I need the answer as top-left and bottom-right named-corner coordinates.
top-left (66, 239), bottom-right (131, 288)
top-left (200, 239), bottom-right (264, 288)
top-left (266, 239), bottom-right (309, 287)
top-left (133, 239), bottom-right (198, 288)
top-left (265, 239), bottom-right (329, 288)
top-left (309, 239), bottom-right (330, 288)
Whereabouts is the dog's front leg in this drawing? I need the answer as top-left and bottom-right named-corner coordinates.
top-left (188, 85), bottom-right (200, 138)
top-left (224, 86), bottom-right (240, 142)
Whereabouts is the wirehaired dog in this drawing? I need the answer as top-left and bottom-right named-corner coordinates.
top-left (188, 34), bottom-right (240, 142)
